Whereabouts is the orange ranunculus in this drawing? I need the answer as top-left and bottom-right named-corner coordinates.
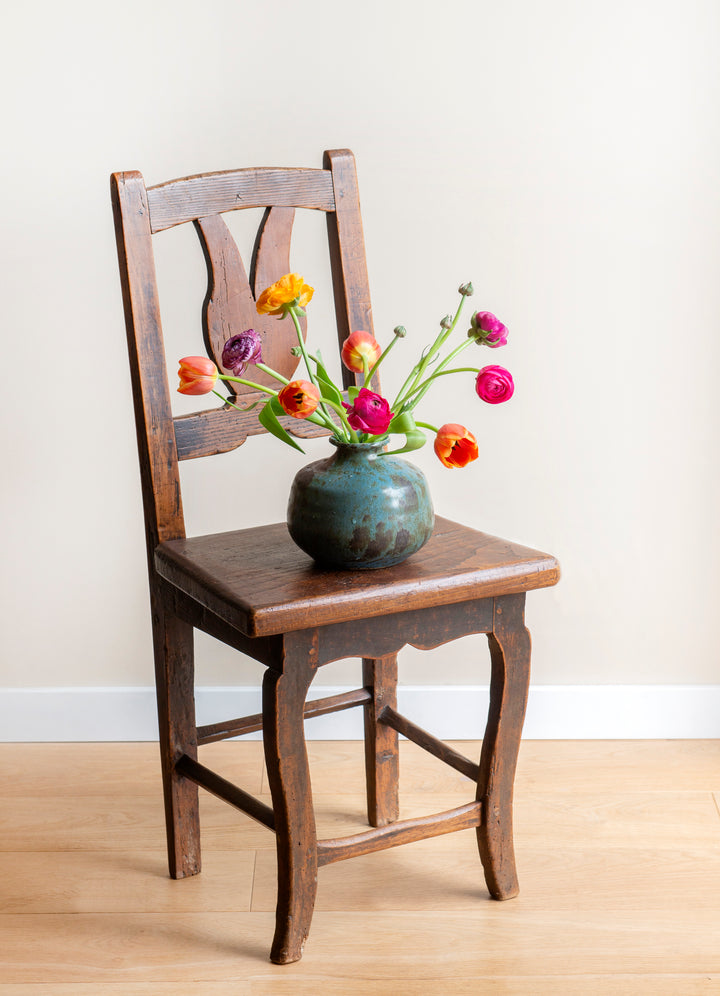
top-left (277, 379), bottom-right (321, 418)
top-left (256, 273), bottom-right (314, 316)
top-left (178, 356), bottom-right (218, 395)
top-left (341, 330), bottom-right (382, 373)
top-left (433, 423), bottom-right (479, 469)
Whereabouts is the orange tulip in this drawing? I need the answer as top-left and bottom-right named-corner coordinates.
top-left (341, 330), bottom-right (382, 373)
top-left (433, 423), bottom-right (479, 469)
top-left (278, 380), bottom-right (321, 418)
top-left (178, 356), bottom-right (218, 395)
top-left (256, 273), bottom-right (314, 316)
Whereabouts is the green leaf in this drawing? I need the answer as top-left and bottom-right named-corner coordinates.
top-left (387, 411), bottom-right (418, 435)
top-left (346, 385), bottom-right (360, 402)
top-left (311, 352), bottom-right (344, 407)
top-left (381, 429), bottom-right (427, 456)
top-left (258, 397), bottom-right (305, 453)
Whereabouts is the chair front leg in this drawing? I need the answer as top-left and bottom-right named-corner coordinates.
top-left (362, 655), bottom-right (399, 827)
top-left (151, 595), bottom-right (201, 879)
top-left (476, 592), bottom-right (531, 900)
top-left (262, 649), bottom-right (319, 965)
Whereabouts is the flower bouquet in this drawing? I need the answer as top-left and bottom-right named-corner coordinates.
top-left (177, 273), bottom-right (514, 470)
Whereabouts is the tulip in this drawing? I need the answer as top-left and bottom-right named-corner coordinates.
top-left (343, 388), bottom-right (394, 435)
top-left (433, 423), bottom-right (479, 468)
top-left (221, 329), bottom-right (263, 375)
top-left (475, 365), bottom-right (514, 404)
top-left (469, 311), bottom-right (509, 348)
top-left (178, 356), bottom-right (218, 395)
top-left (256, 273), bottom-right (314, 316)
top-left (341, 330), bottom-right (382, 374)
top-left (278, 380), bottom-right (321, 419)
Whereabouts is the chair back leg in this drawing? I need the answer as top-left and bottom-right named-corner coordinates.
top-left (362, 655), bottom-right (400, 827)
top-left (152, 598), bottom-right (201, 878)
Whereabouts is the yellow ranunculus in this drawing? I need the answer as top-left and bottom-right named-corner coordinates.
top-left (256, 273), bottom-right (314, 316)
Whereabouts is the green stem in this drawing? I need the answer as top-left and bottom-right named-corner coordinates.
top-left (397, 337), bottom-right (475, 413)
top-left (255, 362), bottom-right (289, 385)
top-left (217, 373), bottom-right (278, 395)
top-left (392, 294), bottom-right (468, 410)
top-left (414, 420), bottom-right (439, 434)
top-left (287, 305), bottom-right (349, 440)
top-left (366, 334), bottom-right (399, 387)
top-left (321, 397), bottom-right (360, 442)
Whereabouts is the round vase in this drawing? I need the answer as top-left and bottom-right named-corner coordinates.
top-left (287, 438), bottom-right (435, 569)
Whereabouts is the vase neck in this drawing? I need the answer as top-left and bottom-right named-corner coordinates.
top-left (330, 437), bottom-right (387, 459)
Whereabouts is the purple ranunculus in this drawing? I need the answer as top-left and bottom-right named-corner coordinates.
top-left (475, 365), bottom-right (514, 404)
top-left (343, 388), bottom-right (395, 435)
top-left (470, 311), bottom-right (509, 348)
top-left (221, 329), bottom-right (263, 375)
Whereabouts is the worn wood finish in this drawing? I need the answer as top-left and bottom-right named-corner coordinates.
top-left (197, 688), bottom-right (371, 746)
top-left (147, 167), bottom-right (336, 232)
top-left (176, 754), bottom-right (275, 831)
top-left (380, 707), bottom-right (480, 782)
top-left (151, 598), bottom-right (201, 880)
top-left (324, 149), bottom-right (377, 392)
top-left (362, 657), bottom-right (399, 827)
top-left (262, 635), bottom-right (319, 965)
top-left (477, 593), bottom-right (532, 899)
top-left (155, 517), bottom-right (557, 639)
top-left (317, 802), bottom-right (483, 866)
top-left (112, 150), bottom-right (559, 964)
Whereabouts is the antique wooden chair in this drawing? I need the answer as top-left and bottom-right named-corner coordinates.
top-left (111, 149), bottom-right (560, 964)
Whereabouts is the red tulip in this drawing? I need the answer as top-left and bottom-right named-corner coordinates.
top-left (178, 356), bottom-right (218, 395)
top-left (278, 380), bottom-right (321, 418)
top-left (434, 423), bottom-right (479, 469)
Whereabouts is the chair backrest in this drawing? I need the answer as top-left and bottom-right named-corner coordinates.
top-left (111, 149), bottom-right (373, 564)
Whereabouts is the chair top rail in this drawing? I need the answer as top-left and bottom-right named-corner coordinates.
top-left (147, 167), bottom-right (336, 233)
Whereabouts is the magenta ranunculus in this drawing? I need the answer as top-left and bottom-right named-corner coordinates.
top-left (221, 329), bottom-right (263, 375)
top-left (475, 365), bottom-right (514, 404)
top-left (470, 311), bottom-right (508, 348)
top-left (343, 388), bottom-right (395, 435)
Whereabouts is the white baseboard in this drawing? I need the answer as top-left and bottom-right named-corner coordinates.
top-left (1, 685), bottom-right (720, 741)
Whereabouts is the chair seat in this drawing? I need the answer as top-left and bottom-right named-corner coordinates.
top-left (155, 515), bottom-right (560, 638)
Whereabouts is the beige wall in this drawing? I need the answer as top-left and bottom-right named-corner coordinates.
top-left (2, 0), bottom-right (719, 695)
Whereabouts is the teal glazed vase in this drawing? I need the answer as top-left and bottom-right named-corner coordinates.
top-left (287, 439), bottom-right (435, 569)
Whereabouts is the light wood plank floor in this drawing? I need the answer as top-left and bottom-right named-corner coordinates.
top-left (1, 740), bottom-right (720, 994)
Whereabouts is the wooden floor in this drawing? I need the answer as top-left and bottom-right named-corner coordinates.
top-left (1, 740), bottom-right (720, 994)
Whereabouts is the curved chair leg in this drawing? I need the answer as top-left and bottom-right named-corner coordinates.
top-left (262, 653), bottom-right (318, 965)
top-left (477, 593), bottom-right (531, 899)
top-left (151, 596), bottom-right (201, 879)
top-left (362, 655), bottom-right (399, 827)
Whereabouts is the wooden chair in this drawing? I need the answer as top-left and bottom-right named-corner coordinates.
top-left (111, 149), bottom-right (560, 965)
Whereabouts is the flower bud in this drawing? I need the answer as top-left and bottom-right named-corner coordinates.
top-left (440, 315), bottom-right (453, 329)
top-left (393, 325), bottom-right (407, 338)
top-left (290, 346), bottom-right (303, 356)
top-left (458, 282), bottom-right (474, 296)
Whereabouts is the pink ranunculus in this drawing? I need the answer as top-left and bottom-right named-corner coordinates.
top-left (475, 365), bottom-right (514, 404)
top-left (343, 388), bottom-right (395, 435)
top-left (470, 311), bottom-right (509, 348)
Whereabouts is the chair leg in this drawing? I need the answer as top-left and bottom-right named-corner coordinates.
top-left (262, 655), bottom-right (318, 965)
top-left (476, 593), bottom-right (531, 900)
top-left (362, 656), bottom-right (399, 827)
top-left (151, 600), bottom-right (201, 879)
